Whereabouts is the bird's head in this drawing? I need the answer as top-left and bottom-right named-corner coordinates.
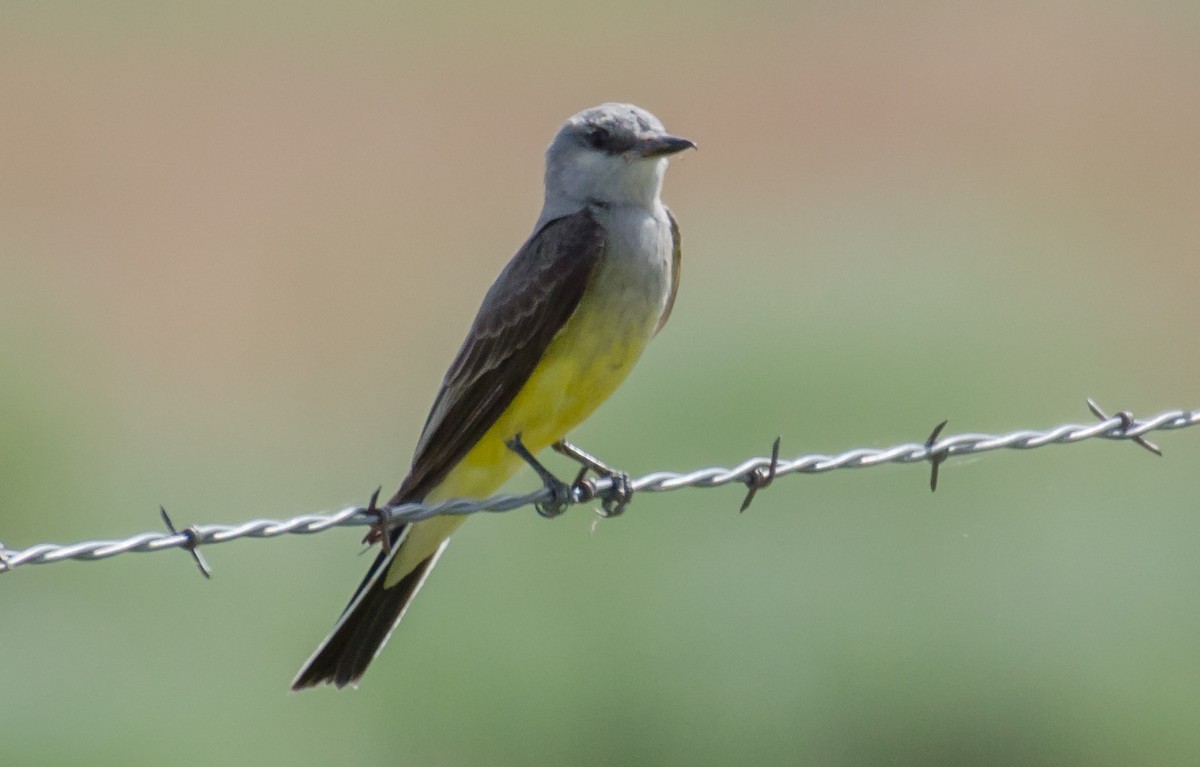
top-left (543, 103), bottom-right (694, 216)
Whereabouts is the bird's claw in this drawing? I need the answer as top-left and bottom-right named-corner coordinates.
top-left (506, 434), bottom-right (574, 519)
top-left (597, 472), bottom-right (632, 517)
top-left (535, 475), bottom-right (574, 518)
top-left (553, 439), bottom-right (634, 517)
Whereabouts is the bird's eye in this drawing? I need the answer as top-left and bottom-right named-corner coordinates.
top-left (586, 127), bottom-right (609, 150)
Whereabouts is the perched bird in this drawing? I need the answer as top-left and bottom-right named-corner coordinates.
top-left (292, 103), bottom-right (694, 689)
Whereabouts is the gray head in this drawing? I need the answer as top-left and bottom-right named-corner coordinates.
top-left (541, 103), bottom-right (694, 219)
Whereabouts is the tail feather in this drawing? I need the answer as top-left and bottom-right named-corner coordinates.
top-left (291, 535), bottom-right (450, 690)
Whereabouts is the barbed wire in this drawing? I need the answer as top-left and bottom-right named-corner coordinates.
top-left (1, 400), bottom-right (1196, 575)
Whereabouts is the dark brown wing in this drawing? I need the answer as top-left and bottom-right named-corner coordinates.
top-left (293, 211), bottom-right (606, 689)
top-left (654, 207), bottom-right (682, 336)
top-left (388, 208), bottom-right (607, 505)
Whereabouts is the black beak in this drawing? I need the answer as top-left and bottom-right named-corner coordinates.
top-left (636, 134), bottom-right (697, 159)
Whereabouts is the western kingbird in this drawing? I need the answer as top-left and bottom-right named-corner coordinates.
top-left (292, 103), bottom-right (694, 690)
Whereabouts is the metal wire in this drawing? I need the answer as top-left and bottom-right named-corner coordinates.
top-left (1, 402), bottom-right (1196, 573)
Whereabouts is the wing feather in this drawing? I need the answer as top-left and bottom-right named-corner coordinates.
top-left (388, 208), bottom-right (606, 505)
top-left (655, 207), bottom-right (682, 336)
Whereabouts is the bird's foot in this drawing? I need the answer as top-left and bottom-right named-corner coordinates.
top-left (553, 440), bottom-right (633, 517)
top-left (505, 434), bottom-right (573, 518)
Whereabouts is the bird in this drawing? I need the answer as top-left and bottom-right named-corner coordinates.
top-left (291, 103), bottom-right (694, 689)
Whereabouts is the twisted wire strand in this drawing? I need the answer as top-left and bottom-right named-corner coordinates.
top-left (2, 405), bottom-right (1195, 572)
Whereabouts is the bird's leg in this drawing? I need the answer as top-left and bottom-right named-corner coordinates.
top-left (505, 434), bottom-right (573, 518)
top-left (552, 440), bottom-right (633, 517)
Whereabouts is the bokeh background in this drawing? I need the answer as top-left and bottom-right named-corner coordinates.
top-left (3, 2), bottom-right (1199, 765)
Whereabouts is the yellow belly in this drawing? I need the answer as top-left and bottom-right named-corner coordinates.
top-left (386, 289), bottom-right (657, 584)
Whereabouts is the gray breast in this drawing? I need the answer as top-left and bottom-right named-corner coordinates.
top-left (592, 204), bottom-right (673, 329)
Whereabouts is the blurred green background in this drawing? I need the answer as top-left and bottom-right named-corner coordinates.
top-left (3, 2), bottom-right (1199, 765)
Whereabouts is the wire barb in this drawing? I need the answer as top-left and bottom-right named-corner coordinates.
top-left (740, 436), bottom-right (782, 512)
top-left (926, 420), bottom-right (950, 492)
top-left (360, 487), bottom-right (387, 551)
top-left (1, 405), bottom-right (1196, 572)
top-left (1087, 398), bottom-right (1162, 456)
top-left (159, 506), bottom-right (212, 579)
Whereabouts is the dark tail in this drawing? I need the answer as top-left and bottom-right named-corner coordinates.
top-left (291, 534), bottom-right (449, 690)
